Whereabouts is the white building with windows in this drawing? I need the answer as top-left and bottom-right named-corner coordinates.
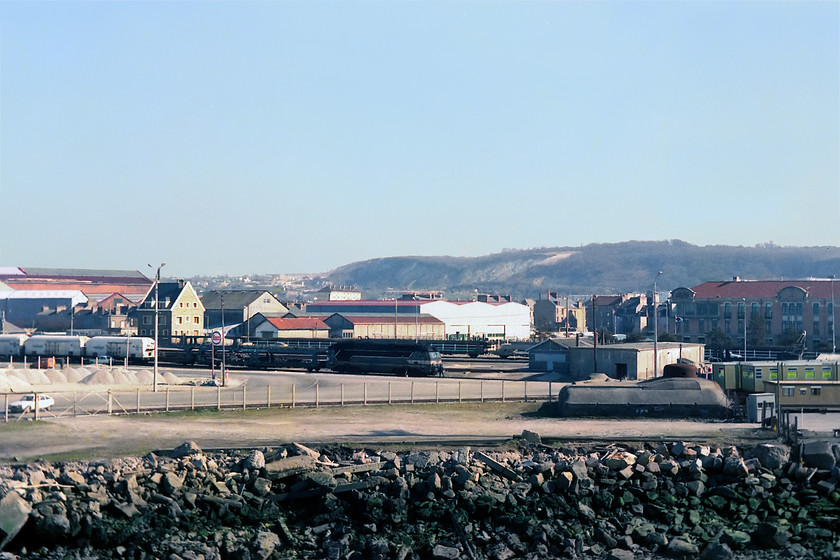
top-left (304, 299), bottom-right (532, 341)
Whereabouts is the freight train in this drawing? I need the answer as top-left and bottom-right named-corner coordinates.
top-left (0, 334), bottom-right (155, 362)
top-left (1, 333), bottom-right (446, 377)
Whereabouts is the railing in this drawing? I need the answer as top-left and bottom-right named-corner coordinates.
top-left (1, 379), bottom-right (557, 422)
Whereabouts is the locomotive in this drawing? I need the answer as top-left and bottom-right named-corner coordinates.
top-left (326, 339), bottom-right (444, 377)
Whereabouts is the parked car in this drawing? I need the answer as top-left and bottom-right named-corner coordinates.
top-left (8, 394), bottom-right (55, 413)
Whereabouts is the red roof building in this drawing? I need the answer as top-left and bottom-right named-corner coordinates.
top-left (670, 277), bottom-right (840, 354)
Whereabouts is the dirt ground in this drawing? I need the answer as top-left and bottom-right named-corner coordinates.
top-left (0, 400), bottom-right (779, 463)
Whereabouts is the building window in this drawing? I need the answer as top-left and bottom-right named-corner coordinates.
top-left (823, 367), bottom-right (833, 379)
top-left (751, 302), bottom-right (759, 318)
top-left (737, 302), bottom-right (745, 319)
top-left (755, 368), bottom-right (763, 380)
top-left (194, 316), bottom-right (199, 324)
top-left (143, 316), bottom-right (151, 325)
top-left (177, 317), bottom-right (183, 325)
top-left (768, 368), bottom-right (778, 380)
top-left (783, 387), bottom-right (794, 397)
top-left (724, 303), bottom-right (731, 319)
top-left (811, 386), bottom-right (822, 396)
top-left (765, 303), bottom-right (772, 319)
top-left (804, 368), bottom-right (815, 379)
top-left (787, 368), bottom-right (798, 379)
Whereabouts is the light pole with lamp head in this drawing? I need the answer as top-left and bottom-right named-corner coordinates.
top-left (742, 297), bottom-right (747, 360)
top-left (832, 275), bottom-right (836, 354)
top-left (148, 263), bottom-right (166, 392)
top-left (653, 271), bottom-right (663, 378)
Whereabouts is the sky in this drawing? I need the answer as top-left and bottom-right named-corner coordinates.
top-left (0, 1), bottom-right (838, 278)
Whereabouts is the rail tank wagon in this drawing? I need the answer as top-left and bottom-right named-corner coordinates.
top-left (84, 336), bottom-right (155, 360)
top-left (23, 335), bottom-right (90, 358)
top-left (557, 363), bottom-right (730, 419)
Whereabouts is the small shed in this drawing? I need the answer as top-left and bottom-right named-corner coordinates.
top-left (528, 339), bottom-right (569, 374)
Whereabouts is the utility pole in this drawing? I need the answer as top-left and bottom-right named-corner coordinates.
top-left (221, 293), bottom-right (227, 387)
top-left (653, 271), bottom-right (663, 378)
top-left (148, 263), bottom-right (166, 392)
top-left (591, 294), bottom-right (597, 373)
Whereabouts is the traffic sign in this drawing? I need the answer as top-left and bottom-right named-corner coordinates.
top-left (211, 331), bottom-right (222, 345)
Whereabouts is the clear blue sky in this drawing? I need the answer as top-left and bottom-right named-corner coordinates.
top-left (1, 1), bottom-right (838, 278)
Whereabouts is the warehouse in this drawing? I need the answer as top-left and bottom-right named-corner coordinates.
top-left (303, 299), bottom-right (531, 341)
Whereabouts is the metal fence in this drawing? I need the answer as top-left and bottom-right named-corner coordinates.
top-left (2, 379), bottom-right (557, 422)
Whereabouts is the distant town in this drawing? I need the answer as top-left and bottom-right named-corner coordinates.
top-left (0, 267), bottom-right (835, 359)
top-left (2, 265), bottom-right (840, 425)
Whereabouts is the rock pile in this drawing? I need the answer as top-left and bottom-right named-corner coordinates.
top-left (1, 434), bottom-right (840, 560)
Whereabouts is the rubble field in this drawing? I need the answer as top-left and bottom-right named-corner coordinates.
top-left (1, 434), bottom-right (840, 560)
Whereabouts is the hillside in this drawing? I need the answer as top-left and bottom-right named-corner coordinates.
top-left (323, 240), bottom-right (840, 300)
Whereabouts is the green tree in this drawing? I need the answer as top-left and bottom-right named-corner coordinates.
top-left (747, 313), bottom-right (766, 348)
top-left (706, 328), bottom-right (731, 358)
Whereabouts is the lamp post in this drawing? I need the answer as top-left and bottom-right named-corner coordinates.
top-left (832, 275), bottom-right (836, 354)
top-left (653, 271), bottom-right (663, 378)
top-left (148, 263), bottom-right (166, 392)
top-left (742, 298), bottom-right (747, 360)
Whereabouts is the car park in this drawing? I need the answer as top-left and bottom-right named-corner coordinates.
top-left (9, 394), bottom-right (55, 413)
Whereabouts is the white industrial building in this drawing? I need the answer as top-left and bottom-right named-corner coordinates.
top-left (303, 299), bottom-right (532, 341)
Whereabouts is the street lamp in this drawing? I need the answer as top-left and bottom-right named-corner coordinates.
top-left (148, 263), bottom-right (166, 392)
top-left (742, 297), bottom-right (747, 360)
top-left (831, 274), bottom-right (837, 354)
top-left (653, 271), bottom-right (663, 378)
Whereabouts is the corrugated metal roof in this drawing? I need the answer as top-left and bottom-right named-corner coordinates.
top-left (11, 268), bottom-right (149, 280)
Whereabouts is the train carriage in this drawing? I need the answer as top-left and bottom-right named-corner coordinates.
top-left (23, 335), bottom-right (89, 357)
top-left (0, 334), bottom-right (28, 358)
top-left (85, 336), bottom-right (155, 360)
